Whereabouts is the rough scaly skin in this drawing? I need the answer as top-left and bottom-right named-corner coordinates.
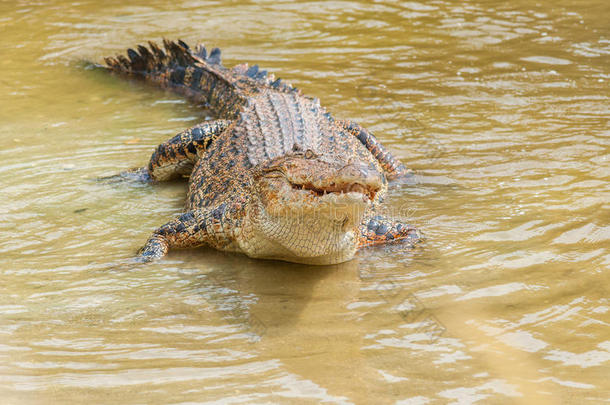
top-left (103, 40), bottom-right (421, 264)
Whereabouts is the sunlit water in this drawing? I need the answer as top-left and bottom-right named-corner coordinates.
top-left (1, 0), bottom-right (608, 403)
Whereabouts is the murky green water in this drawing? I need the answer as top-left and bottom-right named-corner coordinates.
top-left (1, 0), bottom-right (609, 403)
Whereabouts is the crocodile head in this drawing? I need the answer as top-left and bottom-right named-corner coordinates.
top-left (246, 149), bottom-right (384, 264)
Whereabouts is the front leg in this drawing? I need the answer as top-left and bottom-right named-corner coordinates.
top-left (336, 120), bottom-right (411, 180)
top-left (147, 119), bottom-right (230, 181)
top-left (138, 204), bottom-right (234, 261)
top-left (358, 215), bottom-right (421, 248)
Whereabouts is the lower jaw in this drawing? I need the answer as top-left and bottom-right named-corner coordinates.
top-left (244, 220), bottom-right (360, 264)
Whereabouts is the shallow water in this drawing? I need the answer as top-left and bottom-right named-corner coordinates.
top-left (1, 0), bottom-right (609, 403)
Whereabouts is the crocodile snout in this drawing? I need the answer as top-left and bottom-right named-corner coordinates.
top-left (335, 162), bottom-right (383, 192)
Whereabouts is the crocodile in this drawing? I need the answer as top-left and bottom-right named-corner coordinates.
top-left (103, 39), bottom-right (421, 265)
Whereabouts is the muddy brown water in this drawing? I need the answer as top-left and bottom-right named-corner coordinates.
top-left (1, 0), bottom-right (609, 403)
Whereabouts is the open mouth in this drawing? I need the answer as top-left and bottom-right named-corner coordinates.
top-left (290, 181), bottom-right (378, 201)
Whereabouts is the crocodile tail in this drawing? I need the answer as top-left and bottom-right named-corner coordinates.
top-left (104, 39), bottom-right (247, 119)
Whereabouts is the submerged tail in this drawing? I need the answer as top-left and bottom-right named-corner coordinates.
top-left (104, 39), bottom-right (299, 119)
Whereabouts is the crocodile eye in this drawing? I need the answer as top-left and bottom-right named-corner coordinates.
top-left (304, 149), bottom-right (315, 159)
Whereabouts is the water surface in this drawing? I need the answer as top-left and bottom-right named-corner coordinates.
top-left (1, 0), bottom-right (609, 403)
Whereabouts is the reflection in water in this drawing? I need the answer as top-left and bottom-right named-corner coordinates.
top-left (1, 0), bottom-right (609, 403)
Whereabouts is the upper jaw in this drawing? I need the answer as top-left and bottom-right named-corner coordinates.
top-left (290, 180), bottom-right (379, 201)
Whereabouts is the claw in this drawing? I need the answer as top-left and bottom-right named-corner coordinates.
top-left (97, 167), bottom-right (152, 184)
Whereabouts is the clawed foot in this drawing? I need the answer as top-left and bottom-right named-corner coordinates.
top-left (97, 167), bottom-right (152, 183)
top-left (388, 169), bottom-right (418, 186)
top-left (359, 216), bottom-right (423, 247)
top-left (136, 236), bottom-right (169, 262)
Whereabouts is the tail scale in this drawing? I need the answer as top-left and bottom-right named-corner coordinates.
top-left (104, 39), bottom-right (301, 119)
